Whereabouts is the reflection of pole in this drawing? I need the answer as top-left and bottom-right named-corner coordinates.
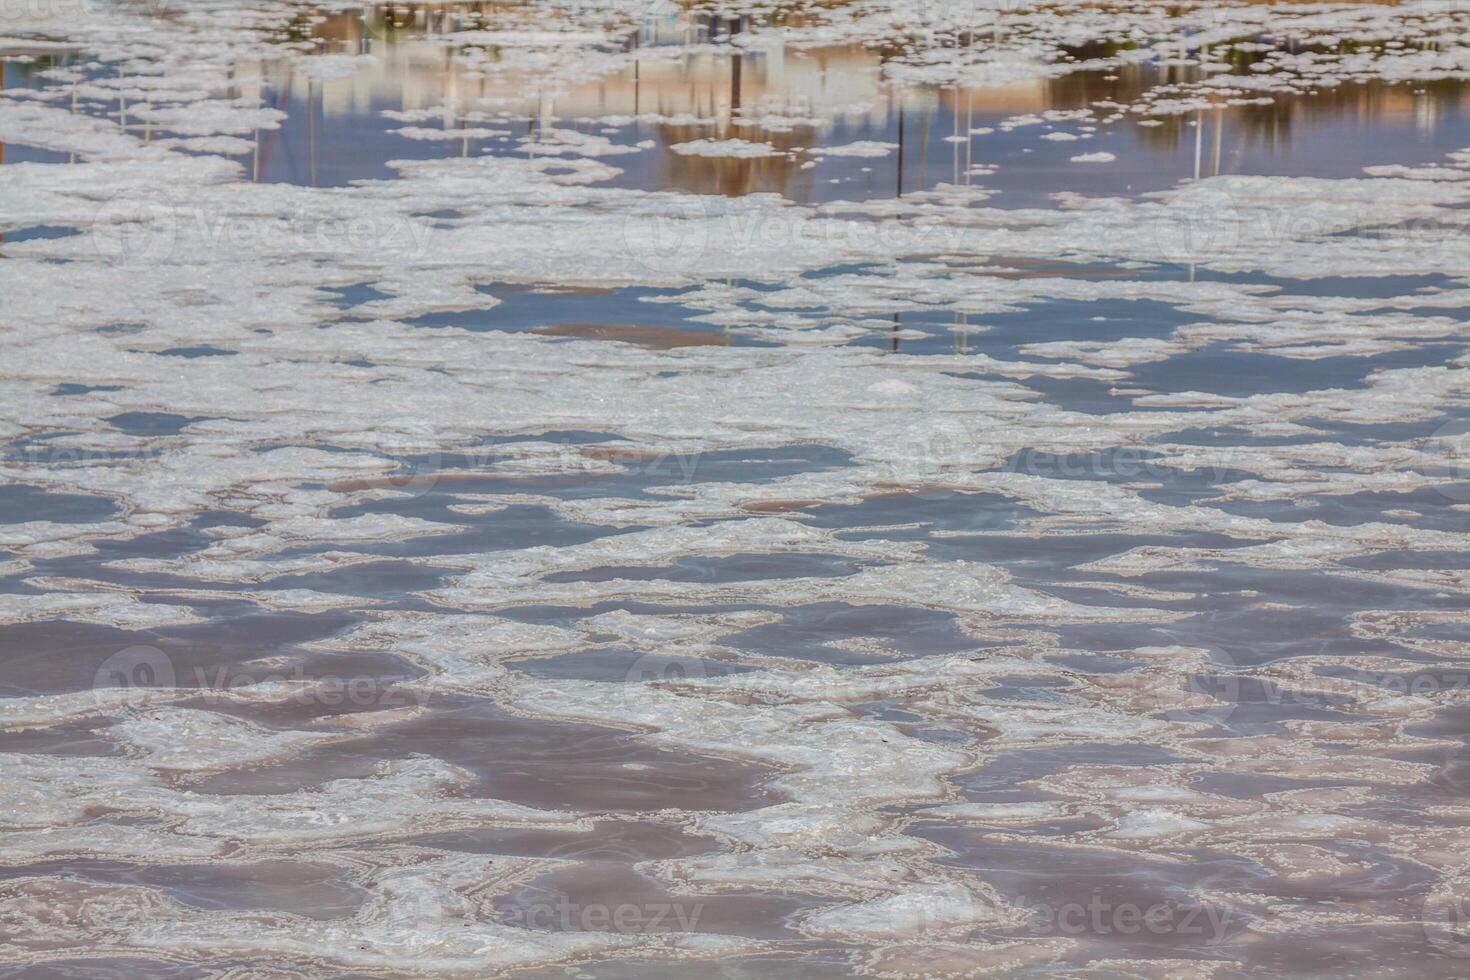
top-left (308, 79), bottom-right (317, 187)
top-left (1193, 110), bottom-right (1202, 180)
top-left (964, 90), bottom-right (972, 185)
top-left (634, 60), bottom-right (640, 116)
top-left (1212, 106), bottom-right (1223, 176)
top-left (253, 59), bottom-right (263, 182)
top-left (258, 67), bottom-right (291, 181)
top-left (70, 83), bottom-right (76, 163)
top-left (891, 312), bottom-right (900, 352)
top-left (917, 107), bottom-right (930, 192)
top-left (895, 100), bottom-right (904, 198)
top-left (727, 12), bottom-right (744, 114)
top-left (952, 96), bottom-right (959, 184)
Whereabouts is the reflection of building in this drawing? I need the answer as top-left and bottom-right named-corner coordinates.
top-left (1, 48), bottom-right (72, 167)
top-left (234, 8), bottom-right (471, 118)
top-left (297, 5), bottom-right (1062, 125)
top-left (301, 7), bottom-right (896, 123)
top-left (210, 2), bottom-right (1470, 195)
top-left (282, 5), bottom-right (1062, 197)
top-left (1126, 72), bottom-right (1465, 160)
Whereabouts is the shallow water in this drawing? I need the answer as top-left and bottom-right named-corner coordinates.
top-left (158, 6), bottom-right (1470, 198)
top-left (3, 0), bottom-right (1470, 977)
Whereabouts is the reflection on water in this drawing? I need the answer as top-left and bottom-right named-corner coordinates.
top-left (263, 5), bottom-right (1470, 202)
top-left (6, 3), bottom-right (1463, 203)
top-left (255, 3), bottom-right (1470, 199)
top-left (5, 3), bottom-right (1470, 976)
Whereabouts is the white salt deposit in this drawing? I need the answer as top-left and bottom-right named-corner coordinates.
top-left (1, 0), bottom-right (1468, 974)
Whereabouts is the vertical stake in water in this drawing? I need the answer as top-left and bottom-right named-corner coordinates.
top-left (308, 78), bottom-right (317, 186)
top-left (895, 97), bottom-right (905, 198)
top-left (731, 52), bottom-right (742, 112)
top-left (917, 104), bottom-right (931, 191)
top-left (253, 59), bottom-right (263, 182)
top-left (952, 94), bottom-right (960, 184)
top-left (964, 90), bottom-right (972, 185)
top-left (1213, 106), bottom-right (1224, 176)
top-left (1193, 109), bottom-right (1202, 180)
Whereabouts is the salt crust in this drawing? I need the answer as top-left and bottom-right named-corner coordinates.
top-left (2, 0), bottom-right (1469, 972)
